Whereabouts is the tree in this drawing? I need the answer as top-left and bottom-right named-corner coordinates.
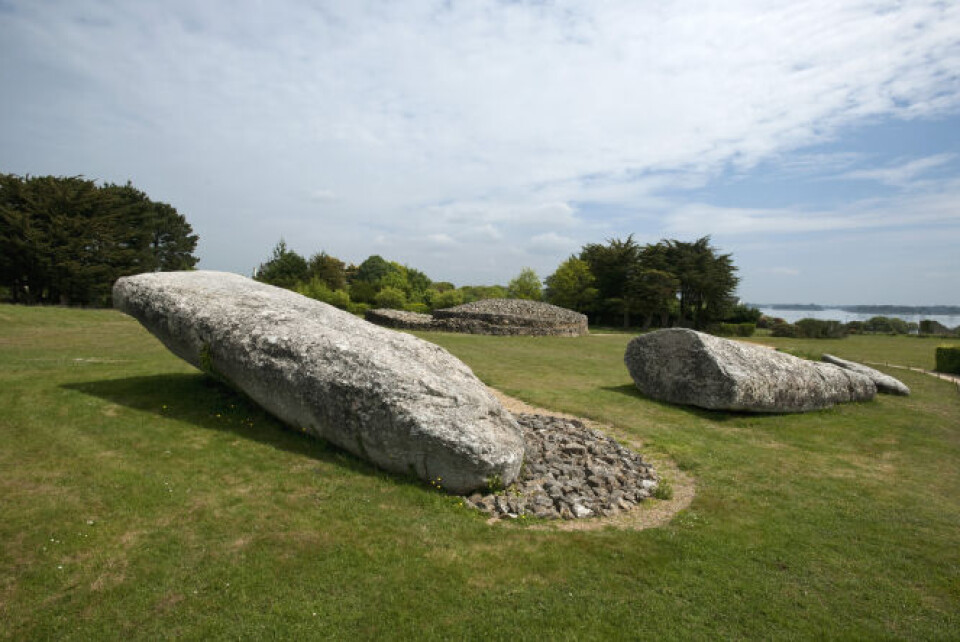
top-left (307, 252), bottom-right (347, 291)
top-left (254, 240), bottom-right (309, 289)
top-left (427, 288), bottom-right (463, 310)
top-left (374, 286), bottom-right (407, 309)
top-left (507, 267), bottom-right (542, 300)
top-left (544, 257), bottom-right (598, 313)
top-left (0, 174), bottom-right (198, 306)
top-left (626, 268), bottom-right (679, 329)
top-left (354, 255), bottom-right (393, 284)
top-left (580, 235), bottom-right (642, 326)
top-left (661, 236), bottom-right (738, 329)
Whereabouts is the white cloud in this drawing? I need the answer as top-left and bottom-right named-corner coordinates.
top-left (2, 1), bottom-right (960, 296)
top-left (664, 177), bottom-right (960, 237)
top-left (309, 189), bottom-right (337, 202)
top-left (425, 233), bottom-right (456, 246)
top-left (767, 267), bottom-right (801, 276)
top-left (841, 154), bottom-right (956, 187)
top-left (528, 232), bottom-right (578, 254)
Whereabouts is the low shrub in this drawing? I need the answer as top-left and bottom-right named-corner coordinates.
top-left (404, 302), bottom-right (430, 314)
top-left (347, 302), bottom-right (371, 316)
top-left (935, 345), bottom-right (960, 374)
top-left (757, 315), bottom-right (785, 330)
top-left (735, 323), bottom-right (756, 337)
top-left (770, 322), bottom-right (799, 338)
top-left (710, 322), bottom-right (756, 338)
top-left (795, 318), bottom-right (848, 339)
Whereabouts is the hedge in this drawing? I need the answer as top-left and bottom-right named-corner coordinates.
top-left (935, 346), bottom-right (960, 375)
top-left (711, 323), bottom-right (756, 337)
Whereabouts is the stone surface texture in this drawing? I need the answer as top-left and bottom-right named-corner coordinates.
top-left (624, 329), bottom-right (877, 413)
top-left (431, 299), bottom-right (589, 336)
top-left (113, 271), bottom-right (524, 493)
top-left (462, 414), bottom-right (658, 520)
top-left (821, 354), bottom-right (911, 396)
top-left (364, 308), bottom-right (435, 330)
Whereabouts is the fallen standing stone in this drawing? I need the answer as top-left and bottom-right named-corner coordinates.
top-left (821, 354), bottom-right (910, 396)
top-left (624, 329), bottom-right (877, 413)
top-left (113, 271), bottom-right (524, 494)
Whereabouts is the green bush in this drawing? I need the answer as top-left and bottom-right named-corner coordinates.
top-left (294, 277), bottom-right (351, 309)
top-left (770, 322), bottom-right (799, 338)
top-left (374, 286), bottom-right (407, 310)
top-left (935, 346), bottom-right (960, 374)
top-left (347, 302), bottom-right (371, 316)
top-left (795, 318), bottom-right (848, 339)
top-left (404, 302), bottom-right (430, 314)
top-left (735, 323), bottom-right (756, 337)
top-left (710, 322), bottom-right (756, 337)
top-left (709, 323), bottom-right (737, 337)
top-left (863, 316), bottom-right (909, 335)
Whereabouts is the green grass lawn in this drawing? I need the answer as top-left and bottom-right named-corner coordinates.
top-left (2, 305), bottom-right (958, 640)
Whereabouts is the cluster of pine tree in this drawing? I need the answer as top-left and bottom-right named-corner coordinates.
top-left (545, 235), bottom-right (742, 329)
top-left (0, 174), bottom-right (198, 306)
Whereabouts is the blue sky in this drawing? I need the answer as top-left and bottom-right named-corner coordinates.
top-left (1, 0), bottom-right (959, 304)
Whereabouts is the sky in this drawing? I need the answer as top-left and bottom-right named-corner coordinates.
top-left (1, 0), bottom-right (959, 305)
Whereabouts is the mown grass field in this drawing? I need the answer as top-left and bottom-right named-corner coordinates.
top-left (2, 304), bottom-right (959, 640)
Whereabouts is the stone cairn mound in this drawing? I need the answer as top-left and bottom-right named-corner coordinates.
top-left (462, 413), bottom-right (659, 520)
top-left (364, 308), bottom-right (434, 330)
top-left (369, 298), bottom-right (589, 336)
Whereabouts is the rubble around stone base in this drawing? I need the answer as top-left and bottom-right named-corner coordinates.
top-left (462, 413), bottom-right (659, 520)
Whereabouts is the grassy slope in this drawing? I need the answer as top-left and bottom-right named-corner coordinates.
top-left (1, 305), bottom-right (958, 640)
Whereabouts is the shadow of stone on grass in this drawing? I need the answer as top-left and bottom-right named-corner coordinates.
top-left (600, 383), bottom-right (769, 422)
top-left (61, 373), bottom-right (418, 486)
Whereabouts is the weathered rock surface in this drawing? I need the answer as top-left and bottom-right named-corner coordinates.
top-left (364, 308), bottom-right (435, 330)
top-left (462, 414), bottom-right (658, 520)
top-left (432, 299), bottom-right (589, 336)
top-left (113, 271), bottom-right (524, 493)
top-left (624, 329), bottom-right (877, 413)
top-left (822, 354), bottom-right (910, 396)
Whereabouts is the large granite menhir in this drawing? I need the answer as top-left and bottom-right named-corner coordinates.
top-left (625, 329), bottom-right (877, 413)
top-left (114, 271), bottom-right (524, 493)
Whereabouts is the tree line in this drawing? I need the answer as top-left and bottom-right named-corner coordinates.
top-left (254, 234), bottom-right (747, 330)
top-left (0, 174), bottom-right (198, 306)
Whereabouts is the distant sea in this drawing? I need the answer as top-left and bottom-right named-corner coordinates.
top-left (753, 306), bottom-right (960, 328)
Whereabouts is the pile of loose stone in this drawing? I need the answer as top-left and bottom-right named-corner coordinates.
top-left (433, 299), bottom-right (589, 336)
top-left (462, 413), bottom-right (659, 520)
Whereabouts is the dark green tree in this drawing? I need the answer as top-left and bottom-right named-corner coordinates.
top-left (307, 252), bottom-right (347, 291)
top-left (0, 174), bottom-right (198, 306)
top-left (254, 240), bottom-right (309, 289)
top-left (626, 268), bottom-right (679, 329)
top-left (662, 236), bottom-right (739, 329)
top-left (354, 255), bottom-right (393, 284)
top-left (580, 235), bottom-right (642, 326)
